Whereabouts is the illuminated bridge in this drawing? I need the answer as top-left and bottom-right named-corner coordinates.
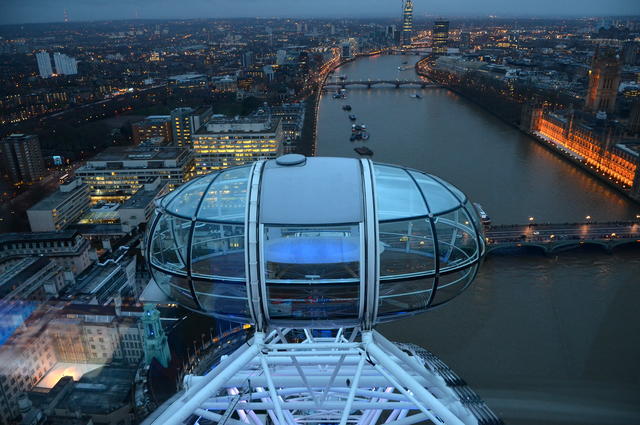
top-left (485, 221), bottom-right (640, 254)
top-left (324, 80), bottom-right (440, 89)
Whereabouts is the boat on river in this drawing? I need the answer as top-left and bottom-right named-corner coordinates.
top-left (354, 146), bottom-right (373, 156)
top-left (473, 203), bottom-right (491, 225)
top-left (349, 114), bottom-right (357, 121)
top-left (342, 105), bottom-right (352, 111)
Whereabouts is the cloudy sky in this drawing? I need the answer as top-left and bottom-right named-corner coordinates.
top-left (1, 0), bottom-right (639, 25)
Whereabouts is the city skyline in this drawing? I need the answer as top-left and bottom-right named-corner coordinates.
top-left (1, 0), bottom-right (639, 25)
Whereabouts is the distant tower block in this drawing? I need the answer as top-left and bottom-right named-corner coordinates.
top-left (401, 0), bottom-right (414, 46)
top-left (142, 303), bottom-right (171, 368)
top-left (585, 46), bottom-right (622, 115)
top-left (433, 20), bottom-right (450, 55)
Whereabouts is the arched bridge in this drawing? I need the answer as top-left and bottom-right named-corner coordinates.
top-left (485, 221), bottom-right (640, 254)
top-left (324, 80), bottom-right (440, 89)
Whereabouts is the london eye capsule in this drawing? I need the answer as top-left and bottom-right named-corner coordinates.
top-left (146, 154), bottom-right (485, 329)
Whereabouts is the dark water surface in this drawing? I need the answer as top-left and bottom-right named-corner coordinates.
top-left (317, 55), bottom-right (640, 425)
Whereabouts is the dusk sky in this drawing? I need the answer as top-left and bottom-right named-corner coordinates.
top-left (1, 0), bottom-right (639, 25)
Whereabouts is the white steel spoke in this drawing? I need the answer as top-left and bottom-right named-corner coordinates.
top-left (145, 329), bottom-right (493, 425)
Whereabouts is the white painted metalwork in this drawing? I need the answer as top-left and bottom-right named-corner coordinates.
top-left (147, 328), bottom-right (485, 425)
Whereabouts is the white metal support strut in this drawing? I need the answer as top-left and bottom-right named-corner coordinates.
top-left (145, 329), bottom-right (483, 425)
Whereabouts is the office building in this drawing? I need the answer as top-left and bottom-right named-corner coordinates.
top-left (75, 146), bottom-right (194, 203)
top-left (170, 107), bottom-right (212, 147)
top-left (242, 51), bottom-right (254, 68)
top-left (27, 179), bottom-right (91, 232)
top-left (118, 178), bottom-right (166, 233)
top-left (585, 46), bottom-right (622, 115)
top-left (61, 246), bottom-right (136, 305)
top-left (53, 52), bottom-right (78, 75)
top-left (36, 51), bottom-right (53, 78)
top-left (0, 314), bottom-right (58, 424)
top-left (192, 112), bottom-right (283, 173)
top-left (131, 115), bottom-right (172, 145)
top-left (0, 134), bottom-right (45, 184)
top-left (433, 20), bottom-right (450, 55)
top-left (340, 38), bottom-right (358, 59)
top-left (276, 49), bottom-right (288, 65)
top-left (0, 257), bottom-right (65, 302)
top-left (401, 0), bottom-right (414, 46)
top-left (0, 231), bottom-right (95, 278)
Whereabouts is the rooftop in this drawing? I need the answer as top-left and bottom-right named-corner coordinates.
top-left (0, 257), bottom-right (51, 297)
top-left (28, 183), bottom-right (88, 211)
top-left (58, 365), bottom-right (137, 414)
top-left (121, 187), bottom-right (160, 210)
top-left (84, 146), bottom-right (187, 163)
top-left (0, 230), bottom-right (79, 244)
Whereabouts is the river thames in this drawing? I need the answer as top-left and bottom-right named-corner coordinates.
top-left (316, 54), bottom-right (640, 425)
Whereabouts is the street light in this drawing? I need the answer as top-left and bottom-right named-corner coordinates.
top-left (585, 215), bottom-right (591, 220)
top-left (528, 216), bottom-right (534, 222)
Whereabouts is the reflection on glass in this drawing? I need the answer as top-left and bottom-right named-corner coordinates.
top-left (379, 219), bottom-right (435, 277)
top-left (193, 278), bottom-right (250, 319)
top-left (197, 166), bottom-right (251, 222)
top-left (150, 214), bottom-right (191, 274)
top-left (264, 225), bottom-right (360, 280)
top-left (191, 223), bottom-right (245, 278)
top-left (374, 165), bottom-right (427, 220)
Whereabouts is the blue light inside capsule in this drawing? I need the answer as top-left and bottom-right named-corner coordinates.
top-left (266, 237), bottom-right (359, 264)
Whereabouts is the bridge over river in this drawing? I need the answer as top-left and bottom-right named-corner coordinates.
top-left (324, 79), bottom-right (439, 89)
top-left (485, 221), bottom-right (640, 254)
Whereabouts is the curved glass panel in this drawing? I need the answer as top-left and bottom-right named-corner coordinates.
top-left (264, 225), bottom-right (360, 281)
top-left (430, 174), bottom-right (467, 203)
top-left (150, 214), bottom-right (191, 274)
top-left (432, 265), bottom-right (477, 307)
top-left (192, 278), bottom-right (250, 321)
top-left (267, 282), bottom-right (360, 322)
top-left (464, 200), bottom-right (486, 256)
top-left (150, 267), bottom-right (197, 309)
top-left (191, 222), bottom-right (245, 278)
top-left (374, 165), bottom-right (427, 220)
top-left (163, 173), bottom-right (217, 218)
top-left (435, 209), bottom-right (479, 273)
top-left (197, 166), bottom-right (251, 222)
top-left (409, 171), bottom-right (462, 215)
top-left (379, 219), bottom-right (435, 277)
top-left (377, 276), bottom-right (435, 317)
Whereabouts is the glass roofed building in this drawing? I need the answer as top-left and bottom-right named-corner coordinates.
top-left (144, 155), bottom-right (499, 425)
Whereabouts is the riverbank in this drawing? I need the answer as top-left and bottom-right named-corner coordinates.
top-left (415, 57), bottom-right (640, 205)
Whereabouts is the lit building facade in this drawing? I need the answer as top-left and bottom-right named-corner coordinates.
top-left (170, 107), bottom-right (212, 147)
top-left (585, 46), bottom-right (622, 115)
top-left (35, 51), bottom-right (53, 78)
top-left (52, 52), bottom-right (78, 75)
top-left (75, 146), bottom-right (194, 203)
top-left (27, 178), bottom-right (91, 232)
top-left (0, 320), bottom-right (57, 424)
top-left (0, 133), bottom-right (45, 184)
top-left (528, 108), bottom-right (640, 194)
top-left (131, 115), bottom-right (173, 145)
top-left (433, 20), bottom-right (450, 55)
top-left (401, 0), bottom-right (414, 46)
top-left (192, 114), bottom-right (283, 173)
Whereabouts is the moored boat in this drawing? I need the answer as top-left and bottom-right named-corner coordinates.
top-left (354, 146), bottom-right (373, 156)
